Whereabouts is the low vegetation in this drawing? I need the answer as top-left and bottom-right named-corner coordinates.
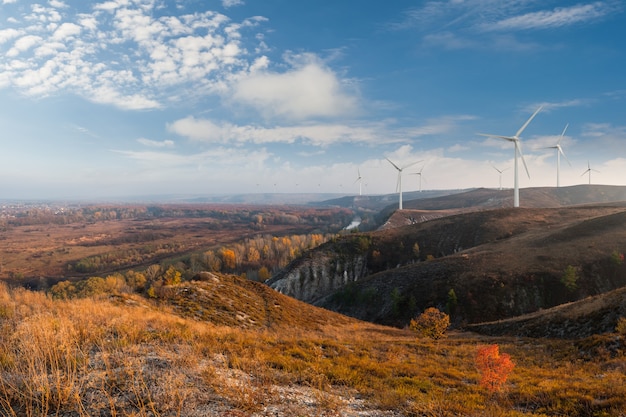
top-left (1, 281), bottom-right (625, 416)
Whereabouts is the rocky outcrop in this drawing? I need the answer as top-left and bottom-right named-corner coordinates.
top-left (267, 250), bottom-right (369, 304)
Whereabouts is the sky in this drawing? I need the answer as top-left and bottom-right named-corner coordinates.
top-left (0, 0), bottom-right (625, 200)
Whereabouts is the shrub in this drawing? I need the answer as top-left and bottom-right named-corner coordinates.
top-left (610, 250), bottom-right (624, 266)
top-left (616, 317), bottom-right (626, 335)
top-left (475, 344), bottom-right (515, 392)
top-left (409, 307), bottom-right (450, 340)
top-left (561, 265), bottom-right (579, 292)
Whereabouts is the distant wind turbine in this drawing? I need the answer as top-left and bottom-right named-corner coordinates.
top-left (479, 105), bottom-right (542, 207)
top-left (354, 168), bottom-right (363, 196)
top-left (581, 161), bottom-right (599, 185)
top-left (492, 165), bottom-right (509, 190)
top-left (410, 166), bottom-right (426, 192)
top-left (545, 124), bottom-right (571, 187)
top-left (386, 158), bottom-right (421, 210)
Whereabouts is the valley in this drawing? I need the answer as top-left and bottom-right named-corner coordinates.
top-left (1, 186), bottom-right (626, 416)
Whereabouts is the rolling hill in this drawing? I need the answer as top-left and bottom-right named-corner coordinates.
top-left (269, 185), bottom-right (626, 336)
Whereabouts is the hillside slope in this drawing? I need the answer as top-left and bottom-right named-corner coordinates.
top-left (381, 185), bottom-right (626, 229)
top-left (465, 285), bottom-right (626, 338)
top-left (269, 204), bottom-right (626, 329)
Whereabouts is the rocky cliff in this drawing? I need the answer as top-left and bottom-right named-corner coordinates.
top-left (267, 244), bottom-right (369, 304)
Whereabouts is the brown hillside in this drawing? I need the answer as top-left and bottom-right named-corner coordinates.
top-left (157, 273), bottom-right (357, 331)
top-left (465, 286), bottom-right (626, 338)
top-left (382, 185), bottom-right (626, 229)
top-left (305, 205), bottom-right (626, 328)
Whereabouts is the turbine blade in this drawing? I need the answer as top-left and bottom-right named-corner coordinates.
top-left (402, 160), bottom-right (423, 170)
top-left (515, 105), bottom-right (542, 138)
top-left (386, 158), bottom-right (401, 171)
top-left (516, 141), bottom-right (530, 178)
top-left (396, 172), bottom-right (401, 192)
top-left (559, 123), bottom-right (569, 144)
top-left (478, 133), bottom-right (516, 141)
top-left (559, 146), bottom-right (572, 166)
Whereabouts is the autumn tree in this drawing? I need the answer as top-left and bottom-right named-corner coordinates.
top-left (409, 307), bottom-right (450, 340)
top-left (219, 248), bottom-right (236, 271)
top-left (163, 265), bottom-right (182, 285)
top-left (475, 344), bottom-right (515, 392)
top-left (258, 266), bottom-right (271, 281)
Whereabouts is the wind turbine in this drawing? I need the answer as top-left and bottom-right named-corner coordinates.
top-left (479, 105), bottom-right (542, 207)
top-left (354, 168), bottom-right (363, 196)
top-left (410, 166), bottom-right (425, 192)
top-left (581, 161), bottom-right (599, 185)
top-left (545, 124), bottom-right (571, 187)
top-left (386, 158), bottom-right (421, 210)
top-left (492, 165), bottom-right (509, 190)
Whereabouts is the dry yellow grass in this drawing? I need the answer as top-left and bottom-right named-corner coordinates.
top-left (0, 281), bottom-right (625, 416)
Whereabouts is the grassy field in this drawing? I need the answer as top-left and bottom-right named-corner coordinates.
top-left (0, 280), bottom-right (624, 416)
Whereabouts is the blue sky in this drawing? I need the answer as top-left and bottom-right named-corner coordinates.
top-left (0, 0), bottom-right (624, 200)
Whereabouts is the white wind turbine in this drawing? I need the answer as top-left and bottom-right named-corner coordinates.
top-left (410, 166), bottom-right (426, 192)
top-left (354, 168), bottom-right (363, 196)
top-left (479, 105), bottom-right (542, 207)
top-left (386, 158), bottom-right (421, 210)
top-left (581, 161), bottom-right (599, 185)
top-left (545, 124), bottom-right (571, 187)
top-left (492, 165), bottom-right (509, 190)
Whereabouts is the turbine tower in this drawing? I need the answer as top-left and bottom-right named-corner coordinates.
top-left (410, 166), bottom-right (425, 192)
top-left (581, 161), bottom-right (599, 185)
top-left (545, 124), bottom-right (571, 187)
top-left (354, 168), bottom-right (363, 196)
top-left (479, 105), bottom-right (542, 207)
top-left (492, 165), bottom-right (509, 190)
top-left (386, 158), bottom-right (421, 210)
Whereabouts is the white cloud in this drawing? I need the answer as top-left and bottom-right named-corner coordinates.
top-left (49, 0), bottom-right (68, 8)
top-left (167, 114), bottom-right (472, 148)
top-left (0, 29), bottom-right (22, 44)
top-left (222, 0), bottom-right (244, 8)
top-left (0, 2), bottom-right (267, 110)
top-left (483, 2), bottom-right (618, 31)
top-left (51, 22), bottom-right (81, 41)
top-left (7, 35), bottom-right (42, 57)
top-left (137, 138), bottom-right (175, 148)
top-left (230, 54), bottom-right (359, 120)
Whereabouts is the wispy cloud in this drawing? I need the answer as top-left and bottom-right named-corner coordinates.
top-left (222, 0), bottom-right (244, 8)
top-left (166, 114), bottom-right (472, 147)
top-left (393, 1), bottom-right (622, 51)
top-left (137, 138), bottom-right (175, 148)
top-left (481, 2), bottom-right (619, 31)
top-left (481, 2), bottom-right (615, 31)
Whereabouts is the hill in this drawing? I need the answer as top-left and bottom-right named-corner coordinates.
top-left (381, 185), bottom-right (626, 229)
top-left (465, 285), bottom-right (626, 338)
top-left (3, 275), bottom-right (626, 416)
top-left (269, 195), bottom-right (626, 330)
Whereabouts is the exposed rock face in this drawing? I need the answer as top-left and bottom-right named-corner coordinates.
top-left (267, 250), bottom-right (369, 304)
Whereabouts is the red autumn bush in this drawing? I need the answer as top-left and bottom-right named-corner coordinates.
top-left (475, 344), bottom-right (515, 392)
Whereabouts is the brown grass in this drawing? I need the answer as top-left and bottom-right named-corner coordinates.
top-left (0, 282), bottom-right (625, 416)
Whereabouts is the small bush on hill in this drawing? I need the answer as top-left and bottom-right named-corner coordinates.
top-left (616, 317), bottom-right (626, 336)
top-left (409, 307), bottom-right (450, 340)
top-left (475, 344), bottom-right (515, 393)
top-left (561, 265), bottom-right (579, 292)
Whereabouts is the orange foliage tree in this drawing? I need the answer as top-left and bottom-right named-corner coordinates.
top-left (219, 248), bottom-right (237, 270)
top-left (475, 344), bottom-right (515, 392)
top-left (409, 307), bottom-right (450, 340)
